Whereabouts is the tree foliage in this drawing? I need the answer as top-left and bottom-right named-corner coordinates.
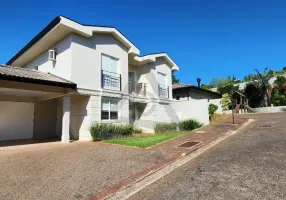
top-left (253, 68), bottom-right (274, 106)
top-left (172, 72), bottom-right (179, 84)
top-left (244, 83), bottom-right (263, 108)
top-left (270, 76), bottom-right (286, 106)
top-left (221, 93), bottom-right (231, 112)
top-left (209, 77), bottom-right (238, 95)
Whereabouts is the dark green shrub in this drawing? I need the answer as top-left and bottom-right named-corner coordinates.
top-left (178, 119), bottom-right (203, 131)
top-left (155, 122), bottom-right (177, 133)
top-left (271, 90), bottom-right (286, 106)
top-left (133, 127), bottom-right (143, 134)
top-left (208, 104), bottom-right (218, 120)
top-left (90, 123), bottom-right (133, 141)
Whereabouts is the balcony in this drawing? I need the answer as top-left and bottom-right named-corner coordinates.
top-left (129, 82), bottom-right (147, 97)
top-left (158, 84), bottom-right (169, 99)
top-left (101, 70), bottom-right (121, 91)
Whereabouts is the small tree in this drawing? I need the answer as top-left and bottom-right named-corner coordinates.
top-left (208, 104), bottom-right (218, 120)
top-left (221, 93), bottom-right (231, 112)
top-left (254, 68), bottom-right (273, 106)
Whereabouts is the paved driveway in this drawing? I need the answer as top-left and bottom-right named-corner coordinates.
top-left (130, 113), bottom-right (286, 200)
top-left (0, 141), bottom-right (166, 200)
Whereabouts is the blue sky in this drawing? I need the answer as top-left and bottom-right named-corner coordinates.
top-left (1, 0), bottom-right (286, 85)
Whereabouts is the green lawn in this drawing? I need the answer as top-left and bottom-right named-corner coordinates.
top-left (104, 131), bottom-right (191, 148)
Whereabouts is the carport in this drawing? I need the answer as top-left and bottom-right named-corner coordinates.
top-left (0, 65), bottom-right (76, 143)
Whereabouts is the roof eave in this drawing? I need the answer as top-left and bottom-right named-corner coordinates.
top-left (7, 16), bottom-right (140, 66)
top-left (0, 73), bottom-right (77, 89)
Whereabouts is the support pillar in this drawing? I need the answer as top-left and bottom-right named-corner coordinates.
top-left (61, 96), bottom-right (70, 143)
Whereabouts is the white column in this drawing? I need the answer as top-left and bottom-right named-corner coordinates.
top-left (61, 96), bottom-right (70, 143)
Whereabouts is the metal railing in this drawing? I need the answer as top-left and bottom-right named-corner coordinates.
top-left (101, 70), bottom-right (121, 91)
top-left (129, 82), bottom-right (147, 97)
top-left (158, 84), bottom-right (169, 99)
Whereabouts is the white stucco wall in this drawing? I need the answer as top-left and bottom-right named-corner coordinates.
top-left (70, 33), bottom-right (129, 93)
top-left (254, 106), bottom-right (286, 113)
top-left (25, 35), bottom-right (73, 81)
top-left (134, 101), bottom-right (179, 133)
top-left (0, 101), bottom-right (34, 141)
top-left (172, 100), bottom-right (210, 125)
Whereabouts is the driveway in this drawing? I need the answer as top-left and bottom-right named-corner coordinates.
top-left (0, 141), bottom-right (166, 200)
top-left (130, 113), bottom-right (286, 200)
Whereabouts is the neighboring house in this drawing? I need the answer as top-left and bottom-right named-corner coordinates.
top-left (172, 83), bottom-right (222, 101)
top-left (0, 16), bottom-right (180, 143)
top-left (172, 83), bottom-right (223, 114)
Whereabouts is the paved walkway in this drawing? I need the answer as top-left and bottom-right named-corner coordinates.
top-left (130, 112), bottom-right (286, 200)
top-left (0, 114), bottom-right (250, 200)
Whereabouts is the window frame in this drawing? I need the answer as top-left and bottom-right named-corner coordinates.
top-left (101, 98), bottom-right (119, 121)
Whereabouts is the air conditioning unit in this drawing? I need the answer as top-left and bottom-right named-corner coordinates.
top-left (48, 49), bottom-right (57, 61)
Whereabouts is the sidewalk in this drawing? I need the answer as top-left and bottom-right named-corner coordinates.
top-left (91, 115), bottom-right (250, 200)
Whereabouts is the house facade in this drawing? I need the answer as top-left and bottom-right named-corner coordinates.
top-left (1, 16), bottom-right (180, 143)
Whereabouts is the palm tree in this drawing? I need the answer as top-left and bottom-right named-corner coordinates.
top-left (254, 68), bottom-right (273, 106)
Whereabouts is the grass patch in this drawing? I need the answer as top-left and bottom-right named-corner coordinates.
top-left (104, 131), bottom-right (191, 148)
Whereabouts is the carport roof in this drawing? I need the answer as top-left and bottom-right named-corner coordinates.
top-left (0, 65), bottom-right (76, 89)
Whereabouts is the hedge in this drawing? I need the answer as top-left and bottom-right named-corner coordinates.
top-left (155, 122), bottom-right (177, 133)
top-left (90, 123), bottom-right (133, 141)
top-left (178, 119), bottom-right (203, 131)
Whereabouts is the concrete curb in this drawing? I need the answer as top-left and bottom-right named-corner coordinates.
top-left (106, 119), bottom-right (254, 200)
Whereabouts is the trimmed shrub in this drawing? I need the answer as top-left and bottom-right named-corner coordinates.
top-left (90, 123), bottom-right (133, 141)
top-left (155, 122), bottom-right (177, 133)
top-left (133, 127), bottom-right (143, 134)
top-left (209, 103), bottom-right (218, 120)
top-left (178, 119), bottom-right (203, 131)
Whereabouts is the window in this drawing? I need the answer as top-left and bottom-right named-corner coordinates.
top-left (101, 54), bottom-right (121, 90)
top-left (157, 72), bottom-right (167, 86)
top-left (101, 54), bottom-right (118, 73)
top-left (101, 98), bottom-right (119, 120)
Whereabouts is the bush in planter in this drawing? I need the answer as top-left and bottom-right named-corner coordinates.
top-left (155, 122), bottom-right (177, 133)
top-left (178, 119), bottom-right (203, 131)
top-left (90, 123), bottom-right (133, 141)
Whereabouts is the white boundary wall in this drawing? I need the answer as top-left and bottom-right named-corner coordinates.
top-left (172, 99), bottom-right (210, 125)
top-left (254, 106), bottom-right (286, 113)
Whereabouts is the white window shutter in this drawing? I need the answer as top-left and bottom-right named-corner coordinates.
top-left (158, 72), bottom-right (166, 85)
top-left (101, 54), bottom-right (118, 73)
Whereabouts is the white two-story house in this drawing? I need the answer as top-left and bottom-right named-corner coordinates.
top-left (0, 16), bottom-right (180, 143)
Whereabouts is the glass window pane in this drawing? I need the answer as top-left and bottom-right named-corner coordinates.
top-left (101, 111), bottom-right (109, 120)
top-left (110, 100), bottom-right (118, 111)
top-left (110, 112), bottom-right (118, 120)
top-left (102, 99), bottom-right (109, 111)
top-left (157, 72), bottom-right (166, 85)
top-left (101, 54), bottom-right (118, 73)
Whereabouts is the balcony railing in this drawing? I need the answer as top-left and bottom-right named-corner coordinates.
top-left (129, 82), bottom-right (147, 97)
top-left (101, 70), bottom-right (121, 91)
top-left (158, 84), bottom-right (169, 99)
